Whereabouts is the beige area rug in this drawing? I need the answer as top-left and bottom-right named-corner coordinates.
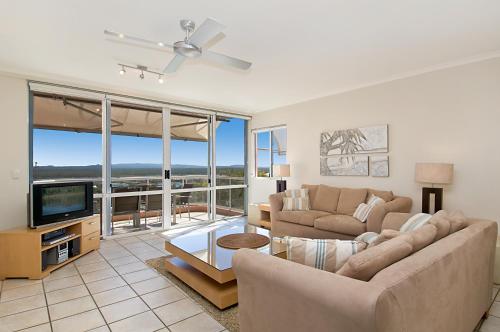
top-left (147, 257), bottom-right (239, 332)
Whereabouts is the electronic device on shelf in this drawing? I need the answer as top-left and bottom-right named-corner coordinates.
top-left (30, 181), bottom-right (93, 228)
top-left (42, 233), bottom-right (76, 246)
top-left (42, 229), bottom-right (66, 242)
top-left (46, 242), bottom-right (69, 265)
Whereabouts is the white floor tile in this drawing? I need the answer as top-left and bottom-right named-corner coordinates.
top-left (51, 308), bottom-right (106, 332)
top-left (81, 268), bottom-right (119, 283)
top-left (43, 275), bottom-right (83, 293)
top-left (0, 283), bottom-right (44, 302)
top-left (153, 298), bottom-right (203, 326)
top-left (43, 264), bottom-right (78, 282)
top-left (2, 279), bottom-right (42, 291)
top-left (45, 284), bottom-right (89, 305)
top-left (18, 322), bottom-right (52, 331)
top-left (169, 312), bottom-right (225, 332)
top-left (0, 294), bottom-right (46, 317)
top-left (140, 287), bottom-right (185, 309)
top-left (490, 301), bottom-right (500, 318)
top-left (76, 261), bottom-right (111, 274)
top-left (86, 276), bottom-right (127, 294)
top-left (48, 295), bottom-right (96, 320)
top-left (108, 310), bottom-right (165, 332)
top-left (74, 252), bottom-right (106, 266)
top-left (92, 285), bottom-right (136, 307)
top-left (121, 268), bottom-right (159, 284)
top-left (130, 276), bottom-right (172, 295)
top-left (100, 297), bottom-right (149, 323)
top-left (115, 261), bottom-right (149, 275)
top-left (107, 255), bottom-right (140, 268)
top-left (116, 237), bottom-right (142, 245)
top-left (0, 307), bottom-right (49, 331)
top-left (480, 315), bottom-right (500, 332)
top-left (134, 249), bottom-right (165, 261)
top-left (87, 325), bottom-right (111, 332)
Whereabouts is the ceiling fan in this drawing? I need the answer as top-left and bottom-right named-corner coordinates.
top-left (104, 18), bottom-right (252, 74)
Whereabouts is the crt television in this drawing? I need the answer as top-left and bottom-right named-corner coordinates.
top-left (30, 181), bottom-right (93, 228)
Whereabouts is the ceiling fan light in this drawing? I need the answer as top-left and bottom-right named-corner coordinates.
top-left (119, 66), bottom-right (126, 75)
top-left (157, 42), bottom-right (164, 47)
top-left (173, 41), bottom-right (201, 58)
top-left (158, 75), bottom-right (164, 84)
top-left (118, 33), bottom-right (124, 38)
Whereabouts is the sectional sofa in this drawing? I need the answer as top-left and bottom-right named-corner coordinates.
top-left (269, 184), bottom-right (412, 239)
top-left (233, 213), bottom-right (497, 332)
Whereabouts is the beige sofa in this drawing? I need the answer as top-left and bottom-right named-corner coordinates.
top-left (233, 214), bottom-right (498, 332)
top-left (270, 184), bottom-right (412, 239)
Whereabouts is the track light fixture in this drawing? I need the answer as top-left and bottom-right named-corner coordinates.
top-left (117, 63), bottom-right (166, 84)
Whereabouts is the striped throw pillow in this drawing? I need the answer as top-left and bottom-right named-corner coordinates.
top-left (285, 189), bottom-right (309, 198)
top-left (353, 195), bottom-right (385, 222)
top-left (355, 232), bottom-right (380, 245)
top-left (282, 197), bottom-right (310, 211)
top-left (285, 236), bottom-right (367, 272)
top-left (400, 213), bottom-right (432, 232)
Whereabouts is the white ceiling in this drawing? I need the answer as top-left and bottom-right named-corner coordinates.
top-left (1, 0), bottom-right (500, 113)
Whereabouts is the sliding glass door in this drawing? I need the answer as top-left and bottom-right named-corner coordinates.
top-left (30, 83), bottom-right (248, 237)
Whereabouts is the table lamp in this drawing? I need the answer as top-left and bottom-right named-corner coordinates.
top-left (273, 164), bottom-right (290, 193)
top-left (415, 162), bottom-right (454, 214)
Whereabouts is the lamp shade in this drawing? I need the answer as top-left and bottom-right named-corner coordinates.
top-left (273, 164), bottom-right (290, 177)
top-left (415, 163), bottom-right (454, 184)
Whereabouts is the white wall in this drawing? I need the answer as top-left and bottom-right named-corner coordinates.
top-left (248, 58), bottom-right (500, 223)
top-left (0, 74), bottom-right (29, 230)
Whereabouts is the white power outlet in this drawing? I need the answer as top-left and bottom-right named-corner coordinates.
top-left (10, 169), bottom-right (20, 180)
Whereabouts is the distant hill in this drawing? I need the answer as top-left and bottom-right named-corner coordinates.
top-left (33, 163), bottom-right (245, 180)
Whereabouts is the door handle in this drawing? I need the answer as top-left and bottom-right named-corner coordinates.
top-left (165, 170), bottom-right (170, 180)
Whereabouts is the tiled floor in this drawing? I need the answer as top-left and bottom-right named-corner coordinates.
top-left (479, 286), bottom-right (500, 331)
top-left (0, 232), bottom-right (227, 332)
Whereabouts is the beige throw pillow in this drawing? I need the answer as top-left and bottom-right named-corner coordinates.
top-left (337, 188), bottom-right (368, 215)
top-left (313, 185), bottom-right (341, 213)
top-left (285, 237), bottom-right (367, 272)
top-left (337, 237), bottom-right (413, 281)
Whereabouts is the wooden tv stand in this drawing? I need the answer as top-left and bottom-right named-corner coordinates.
top-left (0, 215), bottom-right (100, 280)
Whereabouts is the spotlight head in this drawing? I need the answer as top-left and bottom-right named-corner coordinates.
top-left (139, 71), bottom-right (145, 79)
top-left (119, 66), bottom-right (126, 75)
top-left (158, 75), bottom-right (164, 84)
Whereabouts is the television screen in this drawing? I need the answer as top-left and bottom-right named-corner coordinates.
top-left (31, 181), bottom-right (93, 228)
top-left (41, 185), bottom-right (87, 216)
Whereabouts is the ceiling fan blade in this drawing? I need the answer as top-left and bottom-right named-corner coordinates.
top-left (104, 30), bottom-right (173, 51)
top-left (202, 50), bottom-right (252, 70)
top-left (188, 18), bottom-right (225, 47)
top-left (163, 54), bottom-right (186, 73)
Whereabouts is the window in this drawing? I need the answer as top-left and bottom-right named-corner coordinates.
top-left (254, 126), bottom-right (286, 177)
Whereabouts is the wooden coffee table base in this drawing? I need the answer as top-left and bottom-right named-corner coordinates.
top-left (164, 256), bottom-right (238, 310)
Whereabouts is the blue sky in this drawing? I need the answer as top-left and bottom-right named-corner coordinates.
top-left (33, 118), bottom-right (245, 166)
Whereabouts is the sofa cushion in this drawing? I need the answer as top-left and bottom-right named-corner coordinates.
top-left (312, 184), bottom-right (341, 213)
top-left (435, 210), bottom-right (467, 234)
top-left (368, 229), bottom-right (400, 247)
top-left (277, 210), bottom-right (331, 227)
top-left (367, 189), bottom-right (394, 202)
top-left (301, 184), bottom-right (319, 207)
top-left (401, 224), bottom-right (437, 252)
top-left (285, 236), bottom-right (367, 272)
top-left (337, 188), bottom-right (368, 215)
top-left (337, 237), bottom-right (413, 281)
top-left (428, 213), bottom-right (451, 241)
top-left (314, 215), bottom-right (367, 236)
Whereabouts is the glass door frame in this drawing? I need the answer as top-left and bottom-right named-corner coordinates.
top-left (102, 96), bottom-right (171, 237)
top-left (28, 82), bottom-right (250, 238)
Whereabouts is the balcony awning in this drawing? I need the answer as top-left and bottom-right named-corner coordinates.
top-left (33, 94), bottom-right (222, 141)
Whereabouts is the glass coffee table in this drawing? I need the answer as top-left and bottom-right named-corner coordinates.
top-left (161, 221), bottom-right (286, 309)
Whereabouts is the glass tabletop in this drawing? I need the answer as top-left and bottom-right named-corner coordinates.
top-left (162, 221), bottom-right (285, 271)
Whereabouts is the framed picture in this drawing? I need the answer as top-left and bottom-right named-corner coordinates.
top-left (320, 155), bottom-right (369, 176)
top-left (370, 155), bottom-right (389, 177)
top-left (320, 124), bottom-right (388, 156)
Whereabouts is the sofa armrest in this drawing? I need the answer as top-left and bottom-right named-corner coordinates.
top-left (381, 212), bottom-right (412, 231)
top-left (366, 196), bottom-right (412, 233)
top-left (233, 249), bottom-right (402, 332)
top-left (269, 192), bottom-right (285, 223)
